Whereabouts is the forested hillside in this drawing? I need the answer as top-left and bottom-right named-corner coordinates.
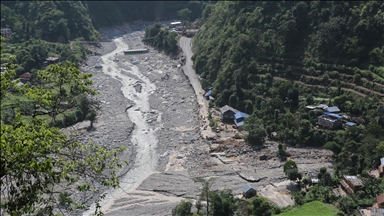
top-left (193, 1), bottom-right (384, 177)
top-left (84, 1), bottom-right (209, 29)
top-left (194, 1), bottom-right (384, 106)
top-left (1, 1), bottom-right (98, 77)
top-left (1, 1), bottom-right (98, 42)
top-left (0, 1), bottom-right (211, 74)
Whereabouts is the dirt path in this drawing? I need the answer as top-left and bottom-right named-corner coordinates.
top-left (179, 37), bottom-right (213, 138)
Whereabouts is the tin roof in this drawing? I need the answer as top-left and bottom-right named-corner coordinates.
top-left (316, 104), bottom-right (328, 109)
top-left (46, 57), bottom-right (59, 61)
top-left (242, 184), bottom-right (256, 193)
top-left (235, 120), bottom-right (244, 127)
top-left (19, 72), bottom-right (32, 79)
top-left (340, 180), bottom-right (354, 194)
top-left (219, 105), bottom-right (239, 114)
top-left (323, 112), bottom-right (343, 119)
top-left (235, 112), bottom-right (248, 119)
top-left (344, 175), bottom-right (363, 187)
top-left (346, 122), bottom-right (356, 126)
top-left (326, 106), bottom-right (340, 113)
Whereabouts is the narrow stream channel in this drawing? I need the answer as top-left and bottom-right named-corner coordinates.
top-left (83, 35), bottom-right (158, 215)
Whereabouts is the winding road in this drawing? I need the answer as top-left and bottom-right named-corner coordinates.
top-left (179, 37), bottom-right (212, 138)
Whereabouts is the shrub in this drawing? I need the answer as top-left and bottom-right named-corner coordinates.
top-left (234, 133), bottom-right (242, 139)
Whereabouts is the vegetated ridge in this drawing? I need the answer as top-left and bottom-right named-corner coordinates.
top-left (191, 1), bottom-right (384, 211)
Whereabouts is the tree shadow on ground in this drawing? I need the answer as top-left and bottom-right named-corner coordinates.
top-left (286, 182), bottom-right (301, 192)
top-left (86, 126), bottom-right (97, 132)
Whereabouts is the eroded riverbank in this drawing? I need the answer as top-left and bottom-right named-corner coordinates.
top-left (78, 24), bottom-right (334, 215)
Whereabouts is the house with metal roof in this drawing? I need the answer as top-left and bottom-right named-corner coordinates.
top-left (242, 184), bottom-right (257, 198)
top-left (44, 57), bottom-right (60, 67)
top-left (316, 104), bottom-right (328, 109)
top-left (219, 105), bottom-right (239, 122)
top-left (204, 90), bottom-right (214, 101)
top-left (346, 122), bottom-right (356, 127)
top-left (19, 72), bottom-right (32, 83)
top-left (234, 112), bottom-right (248, 127)
top-left (340, 175), bottom-right (363, 194)
top-left (317, 114), bottom-right (342, 129)
top-left (325, 106), bottom-right (341, 113)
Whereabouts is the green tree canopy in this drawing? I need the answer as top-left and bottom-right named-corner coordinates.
top-left (172, 199), bottom-right (193, 216)
top-left (1, 38), bottom-right (126, 215)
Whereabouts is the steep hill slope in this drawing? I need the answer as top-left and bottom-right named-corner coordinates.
top-left (84, 1), bottom-right (209, 29)
top-left (193, 1), bottom-right (384, 108)
top-left (1, 1), bottom-right (98, 42)
top-left (192, 1), bottom-right (384, 177)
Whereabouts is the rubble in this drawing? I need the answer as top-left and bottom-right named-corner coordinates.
top-left (77, 23), bottom-right (335, 216)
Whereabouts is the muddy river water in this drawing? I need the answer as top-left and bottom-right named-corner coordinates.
top-left (83, 36), bottom-right (159, 215)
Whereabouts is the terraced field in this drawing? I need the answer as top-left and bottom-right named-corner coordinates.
top-left (264, 62), bottom-right (384, 103)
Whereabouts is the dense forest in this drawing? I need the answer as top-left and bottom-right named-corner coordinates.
top-left (85, 1), bottom-right (210, 29)
top-left (1, 1), bottom-right (98, 79)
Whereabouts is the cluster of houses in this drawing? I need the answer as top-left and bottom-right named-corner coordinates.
top-left (240, 157), bottom-right (384, 214)
top-left (306, 104), bottom-right (357, 130)
top-left (338, 174), bottom-right (384, 215)
top-left (336, 157), bottom-right (384, 215)
top-left (203, 89), bottom-right (249, 128)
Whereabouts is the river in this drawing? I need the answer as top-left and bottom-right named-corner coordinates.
top-left (83, 35), bottom-right (159, 215)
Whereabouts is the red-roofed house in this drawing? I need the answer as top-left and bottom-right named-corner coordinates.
top-left (19, 72), bottom-right (32, 83)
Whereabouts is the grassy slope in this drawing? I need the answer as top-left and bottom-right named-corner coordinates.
top-left (277, 201), bottom-right (341, 216)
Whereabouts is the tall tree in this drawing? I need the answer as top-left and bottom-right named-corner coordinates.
top-left (194, 177), bottom-right (216, 216)
top-left (0, 37), bottom-right (126, 215)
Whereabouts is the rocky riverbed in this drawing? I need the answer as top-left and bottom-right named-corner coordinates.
top-left (73, 22), bottom-right (334, 216)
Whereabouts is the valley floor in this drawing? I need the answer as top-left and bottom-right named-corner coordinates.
top-left (74, 23), bottom-right (335, 216)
